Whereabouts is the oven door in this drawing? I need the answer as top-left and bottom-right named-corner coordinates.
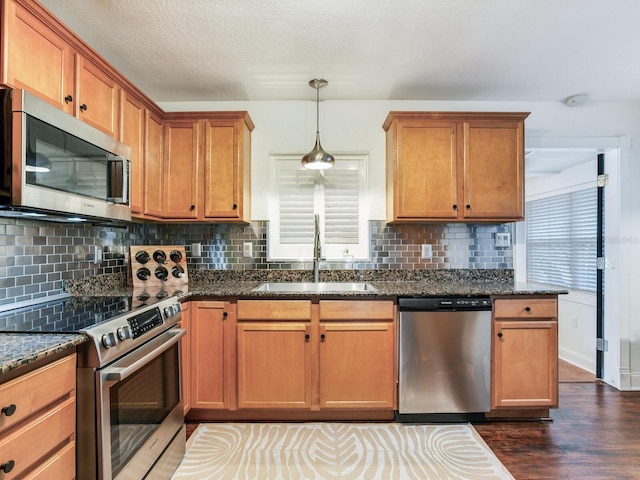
top-left (97, 327), bottom-right (186, 480)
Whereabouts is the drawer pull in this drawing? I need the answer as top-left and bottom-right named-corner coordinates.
top-left (1, 404), bottom-right (16, 417)
top-left (525, 306), bottom-right (531, 312)
top-left (0, 460), bottom-right (15, 473)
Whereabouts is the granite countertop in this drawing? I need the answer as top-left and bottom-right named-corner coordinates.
top-left (0, 333), bottom-right (87, 379)
top-left (64, 269), bottom-right (567, 299)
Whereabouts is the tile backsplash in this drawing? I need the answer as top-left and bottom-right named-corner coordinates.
top-left (0, 218), bottom-right (512, 307)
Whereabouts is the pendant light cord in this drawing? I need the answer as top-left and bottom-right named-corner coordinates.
top-left (315, 85), bottom-right (320, 135)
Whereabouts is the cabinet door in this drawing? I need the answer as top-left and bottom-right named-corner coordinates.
top-left (492, 320), bottom-right (558, 408)
top-left (144, 111), bottom-right (163, 218)
top-left (319, 322), bottom-right (396, 409)
top-left (179, 302), bottom-right (191, 415)
top-left (191, 301), bottom-right (231, 410)
top-left (463, 119), bottom-right (524, 220)
top-left (237, 323), bottom-right (312, 409)
top-left (76, 56), bottom-right (119, 137)
top-left (162, 120), bottom-right (200, 219)
top-left (203, 120), bottom-right (242, 219)
top-left (3, 0), bottom-right (75, 114)
top-left (120, 91), bottom-right (145, 214)
top-left (391, 120), bottom-right (458, 220)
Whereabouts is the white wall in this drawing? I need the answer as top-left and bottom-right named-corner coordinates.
top-left (159, 98), bottom-right (640, 389)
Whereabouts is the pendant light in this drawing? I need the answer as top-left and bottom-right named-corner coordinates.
top-left (301, 78), bottom-right (335, 170)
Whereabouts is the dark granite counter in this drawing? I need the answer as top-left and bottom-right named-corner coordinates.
top-left (64, 269), bottom-right (567, 299)
top-left (0, 333), bottom-right (87, 379)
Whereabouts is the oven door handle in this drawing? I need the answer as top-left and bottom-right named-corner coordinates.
top-left (101, 328), bottom-right (186, 382)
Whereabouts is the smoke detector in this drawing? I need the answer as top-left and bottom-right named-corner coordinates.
top-left (564, 94), bottom-right (589, 107)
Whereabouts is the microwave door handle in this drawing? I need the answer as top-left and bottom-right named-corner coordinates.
top-left (107, 155), bottom-right (129, 204)
top-left (101, 328), bottom-right (186, 383)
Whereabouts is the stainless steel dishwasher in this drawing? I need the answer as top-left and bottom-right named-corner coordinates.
top-left (396, 297), bottom-right (492, 422)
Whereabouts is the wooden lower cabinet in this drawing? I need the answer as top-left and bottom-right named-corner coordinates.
top-left (237, 322), bottom-right (312, 408)
top-left (491, 297), bottom-right (559, 410)
top-left (235, 299), bottom-right (396, 413)
top-left (190, 301), bottom-right (235, 410)
top-left (0, 354), bottom-right (76, 479)
top-left (179, 301), bottom-right (191, 415)
top-left (319, 322), bottom-right (395, 409)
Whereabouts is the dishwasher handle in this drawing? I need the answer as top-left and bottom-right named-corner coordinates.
top-left (399, 297), bottom-right (492, 311)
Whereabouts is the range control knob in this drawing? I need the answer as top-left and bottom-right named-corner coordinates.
top-left (102, 331), bottom-right (118, 348)
top-left (164, 303), bottom-right (182, 317)
top-left (117, 325), bottom-right (132, 341)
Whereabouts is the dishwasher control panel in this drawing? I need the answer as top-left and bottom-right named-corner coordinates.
top-left (399, 297), bottom-right (492, 311)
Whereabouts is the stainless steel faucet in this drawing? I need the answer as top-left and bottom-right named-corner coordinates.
top-left (313, 214), bottom-right (322, 283)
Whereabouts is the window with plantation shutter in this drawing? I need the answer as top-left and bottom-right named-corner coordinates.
top-left (526, 188), bottom-right (597, 292)
top-left (269, 155), bottom-right (369, 261)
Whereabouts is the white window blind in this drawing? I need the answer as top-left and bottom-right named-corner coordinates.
top-left (269, 156), bottom-right (369, 261)
top-left (526, 188), bottom-right (597, 292)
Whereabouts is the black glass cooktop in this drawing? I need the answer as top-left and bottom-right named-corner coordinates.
top-left (0, 296), bottom-right (135, 333)
top-left (1, 292), bottom-right (185, 333)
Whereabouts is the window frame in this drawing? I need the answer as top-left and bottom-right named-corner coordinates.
top-left (267, 154), bottom-right (370, 262)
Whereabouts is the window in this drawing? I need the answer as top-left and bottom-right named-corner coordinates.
top-left (268, 155), bottom-right (369, 261)
top-left (526, 188), bottom-right (597, 292)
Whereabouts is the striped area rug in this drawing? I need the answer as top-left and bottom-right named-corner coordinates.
top-left (171, 423), bottom-right (514, 480)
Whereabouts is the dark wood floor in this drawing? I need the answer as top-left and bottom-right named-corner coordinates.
top-left (474, 382), bottom-right (640, 480)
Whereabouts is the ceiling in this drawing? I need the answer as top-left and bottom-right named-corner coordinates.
top-left (38, 0), bottom-right (640, 104)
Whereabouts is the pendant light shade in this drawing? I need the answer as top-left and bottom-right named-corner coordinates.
top-left (302, 79), bottom-right (334, 170)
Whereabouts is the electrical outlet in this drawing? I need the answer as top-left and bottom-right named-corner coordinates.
top-left (421, 244), bottom-right (432, 260)
top-left (93, 246), bottom-right (103, 264)
top-left (191, 243), bottom-right (202, 257)
top-left (243, 242), bottom-right (253, 258)
top-left (495, 232), bottom-right (511, 247)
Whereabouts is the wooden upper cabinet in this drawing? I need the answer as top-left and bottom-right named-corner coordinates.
top-left (162, 119), bottom-right (200, 219)
top-left (76, 56), bottom-right (119, 137)
top-left (161, 112), bottom-right (254, 222)
top-left (144, 110), bottom-right (164, 218)
top-left (383, 112), bottom-right (529, 222)
top-left (2, 0), bottom-right (75, 114)
top-left (203, 116), bottom-right (253, 221)
top-left (1, 0), bottom-right (120, 136)
top-left (120, 91), bottom-right (145, 214)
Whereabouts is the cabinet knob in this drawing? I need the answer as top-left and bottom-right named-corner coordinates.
top-left (466, 204), bottom-right (471, 210)
top-left (80, 103), bottom-right (88, 111)
top-left (0, 461), bottom-right (15, 473)
top-left (190, 205), bottom-right (195, 211)
top-left (232, 203), bottom-right (238, 210)
top-left (222, 311), bottom-right (228, 318)
top-left (64, 95), bottom-right (73, 103)
top-left (320, 333), bottom-right (326, 342)
top-left (497, 332), bottom-right (503, 338)
top-left (525, 306), bottom-right (531, 312)
top-left (452, 204), bottom-right (458, 210)
top-left (304, 334), bottom-right (310, 341)
top-left (1, 404), bottom-right (16, 417)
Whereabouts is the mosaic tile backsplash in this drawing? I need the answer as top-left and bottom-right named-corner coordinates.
top-left (0, 218), bottom-right (512, 307)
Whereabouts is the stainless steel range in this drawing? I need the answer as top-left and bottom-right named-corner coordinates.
top-left (0, 293), bottom-right (186, 480)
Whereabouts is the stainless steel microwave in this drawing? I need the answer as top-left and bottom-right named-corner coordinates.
top-left (0, 89), bottom-right (131, 223)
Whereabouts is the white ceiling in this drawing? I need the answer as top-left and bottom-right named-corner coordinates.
top-left (38, 0), bottom-right (640, 104)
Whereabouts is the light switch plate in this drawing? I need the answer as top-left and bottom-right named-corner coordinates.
top-left (421, 244), bottom-right (432, 260)
top-left (243, 242), bottom-right (253, 258)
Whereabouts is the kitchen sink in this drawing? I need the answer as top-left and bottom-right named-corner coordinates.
top-left (252, 282), bottom-right (378, 293)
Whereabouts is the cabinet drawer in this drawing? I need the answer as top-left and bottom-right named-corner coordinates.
top-left (0, 396), bottom-right (75, 479)
top-left (237, 300), bottom-right (311, 321)
top-left (493, 298), bottom-right (557, 319)
top-left (319, 300), bottom-right (395, 321)
top-left (0, 355), bottom-right (76, 435)
top-left (23, 441), bottom-right (75, 480)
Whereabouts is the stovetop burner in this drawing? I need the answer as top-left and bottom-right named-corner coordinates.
top-left (0, 294), bottom-right (166, 334)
